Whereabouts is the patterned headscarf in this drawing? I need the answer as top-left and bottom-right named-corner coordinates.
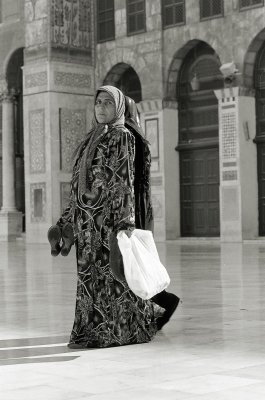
top-left (94, 85), bottom-right (125, 127)
top-left (77, 85), bottom-right (126, 195)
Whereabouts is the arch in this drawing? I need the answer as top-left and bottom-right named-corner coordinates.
top-left (103, 62), bottom-right (131, 86)
top-left (103, 62), bottom-right (142, 102)
top-left (3, 47), bottom-right (24, 88)
top-left (243, 27), bottom-right (265, 89)
top-left (165, 39), bottom-right (221, 100)
top-left (2, 47), bottom-right (25, 228)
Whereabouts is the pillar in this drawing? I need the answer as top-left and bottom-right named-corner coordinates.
top-left (0, 89), bottom-right (22, 241)
top-left (23, 0), bottom-right (95, 242)
top-left (215, 86), bottom-right (258, 242)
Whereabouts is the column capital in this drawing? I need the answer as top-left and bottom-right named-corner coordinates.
top-left (0, 88), bottom-right (18, 103)
top-left (162, 98), bottom-right (178, 110)
top-left (214, 86), bottom-right (255, 100)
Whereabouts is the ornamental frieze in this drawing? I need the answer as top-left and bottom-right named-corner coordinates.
top-left (59, 108), bottom-right (86, 172)
top-left (51, 0), bottom-right (92, 51)
top-left (54, 71), bottom-right (91, 88)
top-left (25, 71), bottom-right (48, 89)
top-left (29, 109), bottom-right (46, 174)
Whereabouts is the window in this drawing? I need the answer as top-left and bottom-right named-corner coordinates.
top-left (127, 0), bottom-right (146, 35)
top-left (200, 0), bottom-right (224, 20)
top-left (239, 0), bottom-right (264, 10)
top-left (97, 0), bottom-right (115, 43)
top-left (162, 0), bottom-right (185, 28)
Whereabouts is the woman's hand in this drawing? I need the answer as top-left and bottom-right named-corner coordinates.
top-left (124, 229), bottom-right (134, 238)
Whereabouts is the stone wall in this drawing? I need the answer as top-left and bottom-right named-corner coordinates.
top-left (163, 0), bottom-right (265, 95)
top-left (95, 0), bottom-right (163, 99)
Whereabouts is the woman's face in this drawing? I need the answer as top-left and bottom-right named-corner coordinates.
top-left (95, 92), bottom-right (116, 124)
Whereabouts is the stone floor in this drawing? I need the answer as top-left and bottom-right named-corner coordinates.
top-left (1, 239), bottom-right (265, 399)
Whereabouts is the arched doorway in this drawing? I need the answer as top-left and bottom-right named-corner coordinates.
top-left (103, 62), bottom-right (142, 102)
top-left (5, 48), bottom-right (25, 230)
top-left (254, 41), bottom-right (265, 235)
top-left (176, 42), bottom-right (223, 236)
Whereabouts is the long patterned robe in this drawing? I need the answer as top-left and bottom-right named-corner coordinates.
top-left (59, 126), bottom-right (157, 348)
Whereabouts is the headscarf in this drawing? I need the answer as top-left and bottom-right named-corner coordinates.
top-left (76, 85), bottom-right (126, 195)
top-left (125, 96), bottom-right (141, 130)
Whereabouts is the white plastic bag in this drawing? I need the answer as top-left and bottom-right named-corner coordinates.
top-left (117, 229), bottom-right (170, 300)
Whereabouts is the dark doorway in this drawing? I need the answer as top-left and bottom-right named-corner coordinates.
top-left (6, 48), bottom-right (25, 231)
top-left (117, 66), bottom-right (142, 103)
top-left (177, 42), bottom-right (223, 236)
top-left (255, 42), bottom-right (265, 235)
top-left (180, 148), bottom-right (220, 236)
top-left (103, 63), bottom-right (142, 103)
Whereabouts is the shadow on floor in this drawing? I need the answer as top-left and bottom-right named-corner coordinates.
top-left (0, 355), bottom-right (79, 366)
top-left (0, 335), bottom-right (70, 348)
top-left (0, 335), bottom-right (84, 366)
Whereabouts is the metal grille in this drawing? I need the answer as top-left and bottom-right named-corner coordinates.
top-left (200, 0), bottom-right (224, 19)
top-left (162, 0), bottom-right (185, 28)
top-left (127, 0), bottom-right (146, 35)
top-left (239, 0), bottom-right (264, 9)
top-left (190, 58), bottom-right (221, 80)
top-left (97, 0), bottom-right (115, 42)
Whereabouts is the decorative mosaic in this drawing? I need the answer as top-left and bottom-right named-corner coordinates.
top-left (25, 71), bottom-right (47, 88)
top-left (29, 109), bottom-right (46, 173)
top-left (151, 193), bottom-right (163, 219)
top-left (60, 108), bottom-right (86, 172)
top-left (221, 112), bottom-right (237, 160)
top-left (222, 170), bottom-right (238, 181)
top-left (50, 0), bottom-right (92, 51)
top-left (30, 182), bottom-right (46, 222)
top-left (60, 182), bottom-right (71, 213)
top-left (54, 71), bottom-right (91, 88)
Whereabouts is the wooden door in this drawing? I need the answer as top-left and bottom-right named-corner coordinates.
top-left (180, 148), bottom-right (220, 236)
top-left (257, 144), bottom-right (265, 235)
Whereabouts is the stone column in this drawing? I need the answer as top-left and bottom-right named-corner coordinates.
top-left (0, 89), bottom-right (22, 241)
top-left (214, 86), bottom-right (258, 242)
top-left (23, 0), bottom-right (95, 243)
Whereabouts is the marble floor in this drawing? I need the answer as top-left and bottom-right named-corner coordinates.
top-left (1, 239), bottom-right (265, 399)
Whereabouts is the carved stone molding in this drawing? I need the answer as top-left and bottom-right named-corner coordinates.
top-left (162, 98), bottom-right (178, 110)
top-left (51, 0), bottom-right (92, 52)
top-left (137, 99), bottom-right (163, 113)
top-left (215, 86), bottom-right (255, 100)
top-left (29, 109), bottom-right (46, 174)
top-left (60, 108), bottom-right (86, 172)
top-left (25, 71), bottom-right (48, 89)
top-left (54, 71), bottom-right (92, 88)
top-left (0, 88), bottom-right (18, 103)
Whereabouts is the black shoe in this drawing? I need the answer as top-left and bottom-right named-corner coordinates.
top-left (47, 225), bottom-right (62, 256)
top-left (61, 222), bottom-right (74, 256)
top-left (153, 291), bottom-right (180, 331)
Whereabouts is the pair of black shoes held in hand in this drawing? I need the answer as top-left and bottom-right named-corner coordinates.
top-left (47, 222), bottom-right (74, 257)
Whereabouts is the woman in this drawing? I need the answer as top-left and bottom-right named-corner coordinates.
top-left (55, 86), bottom-right (157, 348)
